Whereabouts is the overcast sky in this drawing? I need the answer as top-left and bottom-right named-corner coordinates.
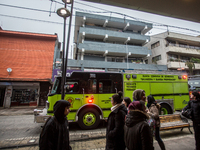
top-left (1, 0), bottom-right (200, 58)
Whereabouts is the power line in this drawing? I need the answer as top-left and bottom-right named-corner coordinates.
top-left (1, 13), bottom-right (199, 37)
top-left (0, 3), bottom-right (55, 13)
top-left (0, 2), bottom-right (200, 35)
top-left (154, 24), bottom-right (200, 34)
top-left (0, 14), bottom-right (77, 26)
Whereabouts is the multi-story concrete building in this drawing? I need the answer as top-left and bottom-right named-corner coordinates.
top-left (145, 32), bottom-right (200, 74)
top-left (70, 12), bottom-right (167, 72)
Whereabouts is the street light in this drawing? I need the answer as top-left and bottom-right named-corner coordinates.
top-left (62, 0), bottom-right (72, 4)
top-left (56, 0), bottom-right (73, 100)
top-left (57, 8), bottom-right (70, 18)
top-left (64, 0), bottom-right (74, 99)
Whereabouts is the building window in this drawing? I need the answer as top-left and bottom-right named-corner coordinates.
top-left (11, 89), bottom-right (38, 104)
top-left (107, 57), bottom-right (123, 62)
top-left (99, 80), bottom-right (112, 93)
top-left (151, 41), bottom-right (160, 49)
top-left (167, 39), bottom-right (200, 50)
top-left (167, 40), bottom-right (176, 46)
top-left (180, 56), bottom-right (190, 62)
top-left (152, 55), bottom-right (161, 62)
top-left (65, 81), bottom-right (79, 93)
top-left (168, 54), bottom-right (178, 61)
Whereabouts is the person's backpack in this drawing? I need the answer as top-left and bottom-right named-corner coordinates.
top-left (147, 117), bottom-right (155, 135)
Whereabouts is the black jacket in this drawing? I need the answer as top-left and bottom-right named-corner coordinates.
top-left (39, 117), bottom-right (71, 150)
top-left (39, 100), bottom-right (71, 150)
top-left (124, 110), bottom-right (154, 150)
top-left (106, 104), bottom-right (127, 150)
top-left (183, 99), bottom-right (200, 124)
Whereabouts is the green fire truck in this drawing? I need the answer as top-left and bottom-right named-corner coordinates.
top-left (34, 70), bottom-right (189, 129)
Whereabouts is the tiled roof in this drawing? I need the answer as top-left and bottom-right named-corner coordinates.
top-left (0, 30), bottom-right (58, 82)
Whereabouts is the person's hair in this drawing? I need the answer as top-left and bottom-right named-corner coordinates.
top-left (112, 91), bottom-right (123, 104)
top-left (147, 95), bottom-right (157, 108)
top-left (123, 97), bottom-right (132, 107)
top-left (192, 91), bottom-right (200, 100)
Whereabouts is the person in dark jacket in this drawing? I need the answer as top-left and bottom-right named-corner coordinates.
top-left (124, 100), bottom-right (154, 150)
top-left (147, 95), bottom-right (165, 150)
top-left (39, 100), bottom-right (72, 150)
top-left (182, 91), bottom-right (200, 150)
top-left (106, 91), bottom-right (127, 150)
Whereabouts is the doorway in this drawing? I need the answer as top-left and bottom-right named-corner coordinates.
top-left (0, 88), bottom-right (5, 107)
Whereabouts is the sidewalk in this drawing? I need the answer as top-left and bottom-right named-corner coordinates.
top-left (0, 106), bottom-right (44, 116)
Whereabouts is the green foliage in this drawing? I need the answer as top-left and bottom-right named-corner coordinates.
top-left (175, 59), bottom-right (180, 62)
top-left (185, 61), bottom-right (195, 75)
top-left (190, 57), bottom-right (200, 63)
top-left (136, 60), bottom-right (141, 63)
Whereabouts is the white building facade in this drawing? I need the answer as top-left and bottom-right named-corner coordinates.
top-left (145, 32), bottom-right (200, 74)
top-left (70, 12), bottom-right (167, 72)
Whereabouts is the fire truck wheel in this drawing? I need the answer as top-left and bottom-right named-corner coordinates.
top-left (160, 103), bottom-right (172, 115)
top-left (78, 108), bottom-right (100, 130)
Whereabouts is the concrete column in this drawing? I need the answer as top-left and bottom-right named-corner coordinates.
top-left (4, 85), bottom-right (12, 108)
top-left (103, 19), bottom-right (108, 27)
top-left (105, 56), bottom-right (107, 62)
top-left (81, 48), bottom-right (85, 60)
top-left (176, 41), bottom-right (179, 46)
top-left (81, 64), bottom-right (84, 71)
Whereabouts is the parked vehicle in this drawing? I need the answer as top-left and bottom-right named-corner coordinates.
top-left (188, 75), bottom-right (200, 99)
top-left (34, 70), bottom-right (189, 129)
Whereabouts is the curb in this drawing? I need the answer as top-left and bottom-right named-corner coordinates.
top-left (0, 113), bottom-right (34, 116)
top-left (0, 135), bottom-right (106, 149)
top-left (0, 143), bottom-right (39, 150)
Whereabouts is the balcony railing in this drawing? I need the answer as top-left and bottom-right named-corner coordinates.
top-left (168, 59), bottom-right (200, 64)
top-left (168, 43), bottom-right (200, 50)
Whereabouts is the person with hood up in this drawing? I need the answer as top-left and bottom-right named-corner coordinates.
top-left (124, 100), bottom-right (154, 150)
top-left (147, 95), bottom-right (165, 150)
top-left (182, 91), bottom-right (200, 150)
top-left (39, 100), bottom-right (72, 150)
top-left (106, 91), bottom-right (127, 150)
top-left (133, 89), bottom-right (146, 102)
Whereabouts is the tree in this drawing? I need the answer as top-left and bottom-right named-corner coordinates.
top-left (185, 61), bottom-right (195, 75)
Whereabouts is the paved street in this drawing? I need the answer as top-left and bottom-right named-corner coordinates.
top-left (0, 107), bottom-right (196, 150)
top-left (0, 115), bottom-right (42, 141)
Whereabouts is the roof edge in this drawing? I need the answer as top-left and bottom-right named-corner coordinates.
top-left (0, 78), bottom-right (51, 82)
top-left (0, 30), bottom-right (58, 40)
